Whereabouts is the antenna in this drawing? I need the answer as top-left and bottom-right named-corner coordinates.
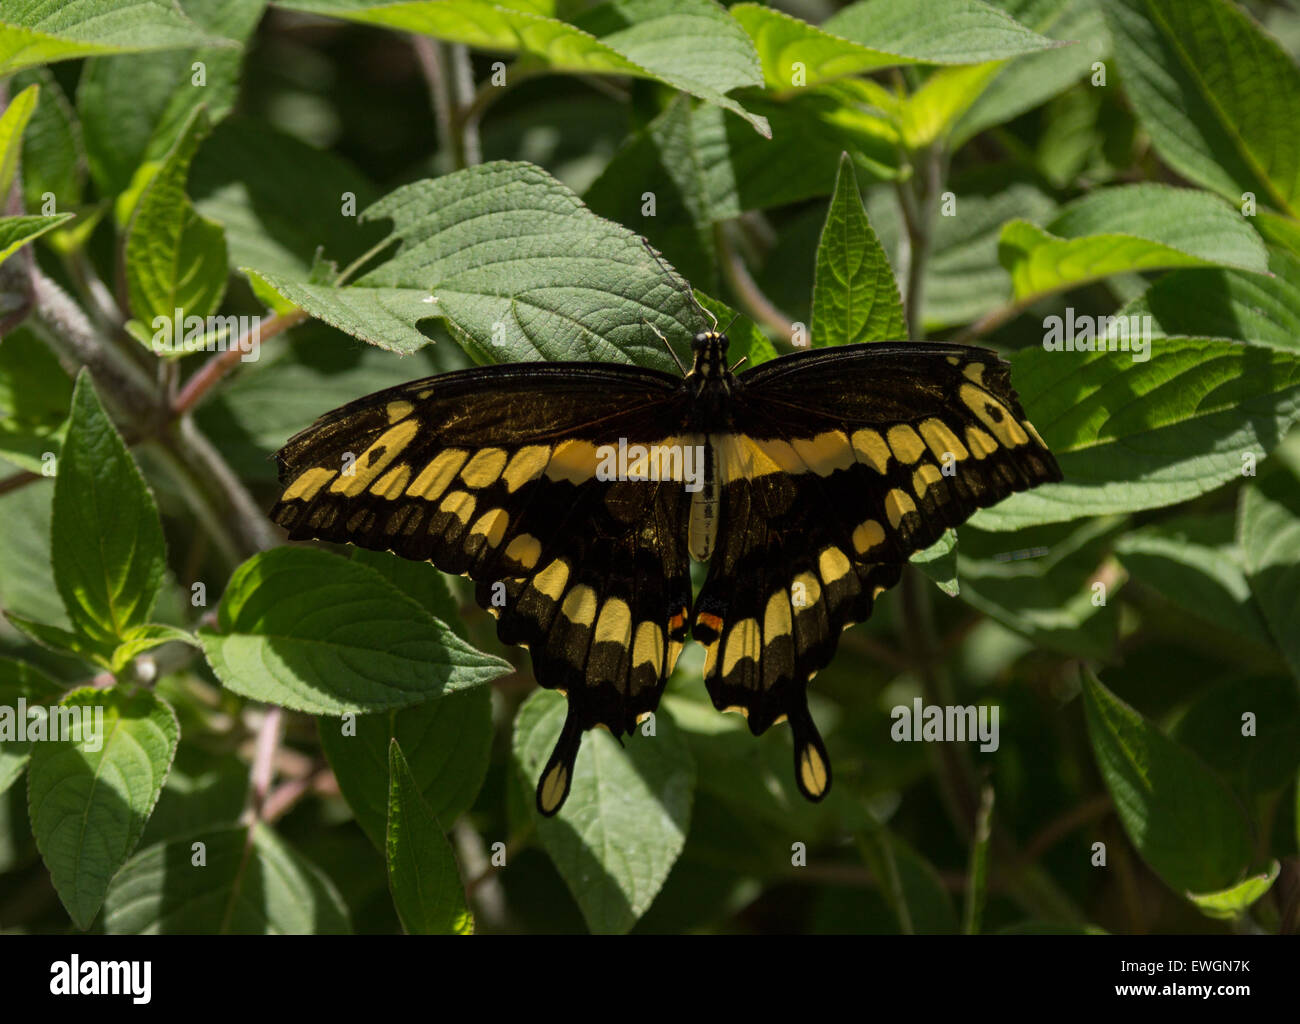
top-left (729, 355), bottom-right (749, 373)
top-left (641, 237), bottom-right (715, 331)
top-left (720, 311), bottom-right (742, 336)
top-left (643, 318), bottom-right (687, 375)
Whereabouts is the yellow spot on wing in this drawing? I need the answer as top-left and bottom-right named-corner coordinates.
top-left (469, 507), bottom-right (509, 547)
top-left (965, 425), bottom-right (998, 459)
top-left (503, 445), bottom-right (550, 492)
top-left (791, 431), bottom-right (855, 475)
top-left (461, 448), bottom-right (508, 488)
top-left (960, 383), bottom-right (1028, 447)
top-left (282, 467), bottom-right (335, 502)
top-left (371, 464), bottom-right (411, 500)
top-left (962, 362), bottom-right (986, 386)
top-left (546, 439), bottom-right (600, 484)
top-left (561, 585), bottom-right (598, 627)
top-left (722, 618), bottom-right (760, 676)
top-left (505, 533), bottom-right (542, 569)
top-left (407, 449), bottom-right (468, 500)
top-left (886, 424), bottom-right (926, 464)
top-left (818, 546), bottom-right (852, 584)
top-left (539, 763), bottom-right (568, 814)
top-left (1024, 420), bottom-right (1049, 448)
top-left (799, 744), bottom-right (829, 798)
top-left (850, 428), bottom-right (890, 473)
top-left (885, 488), bottom-right (916, 528)
top-left (632, 621), bottom-right (664, 674)
top-left (438, 490), bottom-right (476, 525)
top-left (912, 463), bottom-right (943, 498)
top-left (594, 597), bottom-right (632, 646)
top-left (792, 571), bottom-right (822, 611)
top-left (852, 519), bottom-right (886, 555)
top-left (530, 560), bottom-right (569, 602)
top-left (386, 399), bottom-right (414, 423)
top-left (919, 418), bottom-right (968, 461)
top-left (330, 419), bottom-right (420, 496)
top-left (764, 590), bottom-right (792, 643)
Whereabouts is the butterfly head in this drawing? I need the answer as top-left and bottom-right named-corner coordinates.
top-left (688, 331), bottom-right (731, 379)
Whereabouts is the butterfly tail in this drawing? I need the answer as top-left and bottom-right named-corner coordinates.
top-left (536, 708), bottom-right (585, 816)
top-left (789, 690), bottom-right (832, 802)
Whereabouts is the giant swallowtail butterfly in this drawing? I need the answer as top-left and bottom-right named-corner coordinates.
top-left (271, 325), bottom-right (1061, 815)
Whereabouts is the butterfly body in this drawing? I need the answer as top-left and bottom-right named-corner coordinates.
top-left (271, 333), bottom-right (1061, 815)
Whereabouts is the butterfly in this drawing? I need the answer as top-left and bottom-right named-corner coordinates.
top-left (270, 323), bottom-right (1061, 816)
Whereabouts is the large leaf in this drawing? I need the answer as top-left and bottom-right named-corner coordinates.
top-left (319, 686), bottom-right (492, 849)
top-left (999, 184), bottom-right (1268, 303)
top-left (101, 823), bottom-right (351, 933)
top-left (27, 687), bottom-right (179, 929)
top-left (276, 0), bottom-right (770, 136)
top-left (0, 0), bottom-right (224, 74)
top-left (512, 689), bottom-right (694, 934)
top-left (1103, 0), bottom-right (1300, 217)
top-left (200, 547), bottom-right (511, 715)
top-left (123, 106), bottom-right (228, 331)
top-left (49, 370), bottom-right (167, 652)
top-left (11, 67), bottom-right (86, 209)
top-left (811, 154), bottom-right (905, 346)
top-left (385, 740), bottom-right (473, 935)
top-left (1081, 670), bottom-right (1255, 900)
top-left (1239, 466), bottom-right (1300, 683)
top-left (1117, 246), bottom-right (1300, 354)
top-left (248, 160), bottom-right (716, 365)
top-left (76, 0), bottom-right (266, 197)
top-left (734, 0), bottom-right (1057, 92)
top-left (971, 339), bottom-right (1300, 530)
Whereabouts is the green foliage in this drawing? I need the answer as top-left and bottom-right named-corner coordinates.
top-left (2, 0), bottom-right (1299, 938)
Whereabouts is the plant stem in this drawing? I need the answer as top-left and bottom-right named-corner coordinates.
top-left (713, 222), bottom-right (793, 340)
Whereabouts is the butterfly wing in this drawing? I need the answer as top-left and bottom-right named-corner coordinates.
top-left (271, 363), bottom-right (695, 815)
top-left (693, 342), bottom-right (1061, 801)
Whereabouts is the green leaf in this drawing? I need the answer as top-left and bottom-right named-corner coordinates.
top-left (895, 61), bottom-right (1006, 148)
top-left (1102, 0), bottom-right (1300, 217)
top-left (512, 689), bottom-right (694, 934)
top-left (249, 160), bottom-right (717, 367)
top-left (200, 547), bottom-right (511, 715)
top-left (349, 548), bottom-right (467, 637)
top-left (911, 529), bottom-right (959, 596)
top-left (954, 0), bottom-right (1107, 146)
top-left (0, 0), bottom-right (226, 74)
top-left (0, 82), bottom-right (39, 197)
top-left (999, 185), bottom-right (1268, 303)
top-left (811, 154), bottom-right (905, 347)
top-left (0, 477), bottom-right (64, 629)
top-left (1081, 669), bottom-right (1254, 897)
top-left (0, 330), bottom-right (71, 473)
top-left (76, 0), bottom-right (265, 198)
top-left (277, 0), bottom-right (770, 137)
top-left (320, 687), bottom-right (492, 850)
top-left (857, 825), bottom-right (959, 934)
top-left (1172, 676), bottom-right (1300, 797)
top-left (735, 0), bottom-right (1057, 93)
top-left (10, 67), bottom-right (84, 210)
top-left (0, 212), bottom-right (74, 267)
top-left (1239, 466), bottom-right (1300, 683)
top-left (957, 518), bottom-right (1121, 658)
top-left (124, 106), bottom-right (228, 329)
top-left (0, 657), bottom-right (62, 795)
top-left (385, 739), bottom-right (473, 935)
top-left (1115, 514), bottom-right (1274, 650)
top-left (4, 611), bottom-right (110, 664)
top-left (1187, 862), bottom-right (1280, 921)
top-left (1117, 246), bottom-right (1300, 353)
top-left (27, 687), bottom-right (179, 929)
top-left (111, 624), bottom-right (201, 673)
top-left (51, 371), bottom-right (167, 649)
top-left (101, 823), bottom-right (351, 933)
top-left (191, 116), bottom-right (382, 280)
top-left (970, 339), bottom-right (1300, 530)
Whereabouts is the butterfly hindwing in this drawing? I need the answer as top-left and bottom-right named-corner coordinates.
top-left (271, 363), bottom-right (694, 815)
